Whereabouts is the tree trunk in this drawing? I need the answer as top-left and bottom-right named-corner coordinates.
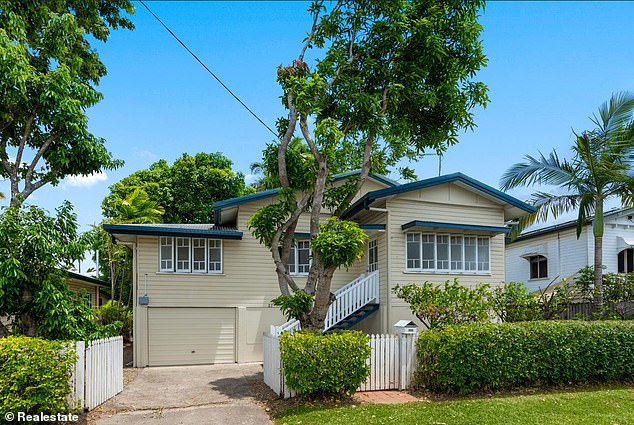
top-left (594, 235), bottom-right (604, 313)
top-left (19, 288), bottom-right (37, 336)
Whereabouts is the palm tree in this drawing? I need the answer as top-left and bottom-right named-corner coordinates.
top-left (112, 188), bottom-right (164, 224)
top-left (501, 92), bottom-right (634, 312)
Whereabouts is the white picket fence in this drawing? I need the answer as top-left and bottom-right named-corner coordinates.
top-left (69, 336), bottom-right (123, 410)
top-left (263, 332), bottom-right (417, 398)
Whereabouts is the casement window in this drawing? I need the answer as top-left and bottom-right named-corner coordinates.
top-left (405, 232), bottom-right (491, 273)
top-left (287, 240), bottom-right (311, 275)
top-left (368, 239), bottom-right (378, 272)
top-left (160, 237), bottom-right (174, 271)
top-left (176, 238), bottom-right (191, 272)
top-left (159, 237), bottom-right (223, 274)
top-left (528, 255), bottom-right (548, 279)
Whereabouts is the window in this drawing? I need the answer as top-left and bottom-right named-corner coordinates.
top-left (450, 236), bottom-right (463, 270)
top-left (176, 238), bottom-right (191, 272)
top-left (208, 240), bottom-right (222, 273)
top-left (406, 233), bottom-right (420, 269)
top-left (368, 239), bottom-right (378, 272)
top-left (528, 255), bottom-right (548, 279)
top-left (160, 237), bottom-right (173, 271)
top-left (436, 235), bottom-right (449, 270)
top-left (158, 237), bottom-right (223, 274)
top-left (618, 249), bottom-right (634, 273)
top-left (405, 232), bottom-right (491, 273)
top-left (287, 240), bottom-right (311, 275)
top-left (192, 238), bottom-right (206, 272)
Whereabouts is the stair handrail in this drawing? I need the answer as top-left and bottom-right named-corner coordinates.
top-left (270, 270), bottom-right (379, 335)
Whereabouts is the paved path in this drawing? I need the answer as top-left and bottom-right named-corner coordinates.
top-left (93, 363), bottom-right (272, 425)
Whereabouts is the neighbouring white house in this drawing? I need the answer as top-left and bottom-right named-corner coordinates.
top-left (505, 207), bottom-right (634, 293)
top-left (104, 171), bottom-right (534, 367)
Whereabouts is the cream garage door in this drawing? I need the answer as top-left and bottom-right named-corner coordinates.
top-left (148, 307), bottom-right (235, 366)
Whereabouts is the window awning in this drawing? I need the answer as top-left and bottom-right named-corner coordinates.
top-left (401, 220), bottom-right (511, 234)
top-left (617, 236), bottom-right (634, 252)
top-left (520, 244), bottom-right (547, 258)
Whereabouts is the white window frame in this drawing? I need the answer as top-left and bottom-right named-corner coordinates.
top-left (368, 239), bottom-right (378, 273)
top-left (288, 240), bottom-right (311, 276)
top-left (405, 232), bottom-right (491, 274)
top-left (208, 239), bottom-right (223, 274)
top-left (192, 238), bottom-right (207, 273)
top-left (175, 237), bottom-right (191, 272)
top-left (158, 237), bottom-right (223, 274)
top-left (159, 236), bottom-right (174, 272)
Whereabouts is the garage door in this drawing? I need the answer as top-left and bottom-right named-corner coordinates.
top-left (148, 308), bottom-right (235, 366)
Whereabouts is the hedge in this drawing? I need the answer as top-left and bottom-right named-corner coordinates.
top-left (417, 321), bottom-right (634, 394)
top-left (280, 330), bottom-right (371, 398)
top-left (0, 336), bottom-right (77, 414)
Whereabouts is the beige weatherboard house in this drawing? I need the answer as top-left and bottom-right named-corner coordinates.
top-left (104, 171), bottom-right (534, 367)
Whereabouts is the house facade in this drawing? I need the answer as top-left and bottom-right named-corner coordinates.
top-left (105, 172), bottom-right (533, 367)
top-left (505, 208), bottom-right (634, 292)
top-left (67, 271), bottom-right (109, 308)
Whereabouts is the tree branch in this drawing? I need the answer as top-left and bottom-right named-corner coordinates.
top-left (15, 111), bottom-right (37, 174)
top-left (299, 0), bottom-right (323, 62)
top-left (24, 133), bottom-right (57, 189)
top-left (278, 93), bottom-right (298, 189)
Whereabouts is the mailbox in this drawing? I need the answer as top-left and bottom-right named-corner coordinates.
top-left (394, 320), bottom-right (418, 335)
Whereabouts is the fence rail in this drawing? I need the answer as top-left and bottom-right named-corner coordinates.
top-left (263, 332), bottom-right (417, 398)
top-left (69, 336), bottom-right (123, 411)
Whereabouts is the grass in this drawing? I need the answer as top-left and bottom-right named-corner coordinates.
top-left (274, 386), bottom-right (634, 425)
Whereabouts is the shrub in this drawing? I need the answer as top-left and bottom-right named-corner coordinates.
top-left (280, 330), bottom-right (371, 398)
top-left (96, 300), bottom-right (131, 341)
top-left (416, 321), bottom-right (634, 394)
top-left (394, 279), bottom-right (491, 330)
top-left (271, 290), bottom-right (313, 322)
top-left (0, 336), bottom-right (77, 414)
top-left (490, 281), bottom-right (542, 322)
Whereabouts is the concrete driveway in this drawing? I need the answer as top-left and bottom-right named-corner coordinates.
top-left (94, 363), bottom-right (273, 425)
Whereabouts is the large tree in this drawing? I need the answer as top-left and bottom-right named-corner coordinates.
top-left (0, 0), bottom-right (134, 207)
top-left (102, 152), bottom-right (253, 223)
top-left (248, 0), bottom-right (489, 330)
top-left (500, 92), bottom-right (634, 312)
top-left (0, 202), bottom-right (114, 339)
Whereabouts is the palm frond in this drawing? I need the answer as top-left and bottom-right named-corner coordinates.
top-left (590, 91), bottom-right (634, 138)
top-left (500, 150), bottom-right (574, 191)
top-left (506, 192), bottom-right (582, 239)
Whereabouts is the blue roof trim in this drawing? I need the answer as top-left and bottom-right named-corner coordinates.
top-left (293, 232), bottom-right (311, 238)
top-left (360, 224), bottom-right (386, 231)
top-left (401, 220), bottom-right (511, 234)
top-left (103, 224), bottom-right (243, 240)
top-left (213, 171), bottom-right (398, 216)
top-left (66, 271), bottom-right (109, 288)
top-left (342, 173), bottom-right (535, 219)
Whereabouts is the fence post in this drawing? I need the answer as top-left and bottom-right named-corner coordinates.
top-left (399, 331), bottom-right (417, 390)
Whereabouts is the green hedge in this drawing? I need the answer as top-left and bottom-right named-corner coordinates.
top-left (417, 321), bottom-right (634, 394)
top-left (280, 330), bottom-right (371, 398)
top-left (0, 336), bottom-right (77, 414)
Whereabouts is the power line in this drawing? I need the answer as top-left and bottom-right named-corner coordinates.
top-left (139, 1), bottom-right (278, 137)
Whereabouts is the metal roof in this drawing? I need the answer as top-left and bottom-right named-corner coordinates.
top-left (103, 223), bottom-right (243, 240)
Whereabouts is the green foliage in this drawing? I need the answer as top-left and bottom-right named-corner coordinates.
top-left (280, 330), bottom-right (371, 398)
top-left (416, 321), bottom-right (634, 394)
top-left (572, 266), bottom-right (634, 319)
top-left (0, 0), bottom-right (133, 205)
top-left (102, 152), bottom-right (252, 223)
top-left (0, 202), bottom-right (117, 339)
top-left (247, 200), bottom-right (293, 248)
top-left (97, 300), bottom-right (132, 342)
top-left (272, 291), bottom-right (314, 322)
top-left (393, 280), bottom-right (491, 330)
top-left (490, 281), bottom-right (542, 322)
top-left (0, 336), bottom-right (77, 414)
top-left (311, 218), bottom-right (368, 269)
top-left (253, 138), bottom-right (316, 191)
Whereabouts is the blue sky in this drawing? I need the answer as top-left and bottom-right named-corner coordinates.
top-left (3, 1), bottom-right (634, 231)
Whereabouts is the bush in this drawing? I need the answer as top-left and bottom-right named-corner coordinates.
top-left (0, 336), bottom-right (77, 414)
top-left (393, 279), bottom-right (491, 330)
top-left (416, 321), bottom-right (634, 394)
top-left (490, 281), bottom-right (542, 322)
top-left (96, 300), bottom-right (132, 341)
top-left (280, 330), bottom-right (371, 398)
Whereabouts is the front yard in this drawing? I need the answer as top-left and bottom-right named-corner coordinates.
top-left (274, 386), bottom-right (634, 425)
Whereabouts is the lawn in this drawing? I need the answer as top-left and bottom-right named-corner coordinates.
top-left (274, 386), bottom-right (634, 425)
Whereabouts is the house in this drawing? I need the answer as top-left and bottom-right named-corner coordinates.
top-left (104, 171), bottom-right (534, 367)
top-left (505, 207), bottom-right (634, 292)
top-left (67, 271), bottom-right (109, 308)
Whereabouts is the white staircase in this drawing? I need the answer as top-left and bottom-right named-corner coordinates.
top-left (270, 271), bottom-right (379, 336)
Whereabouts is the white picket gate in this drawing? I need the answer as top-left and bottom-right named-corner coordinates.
top-left (263, 332), bottom-right (417, 398)
top-left (69, 336), bottom-right (123, 410)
